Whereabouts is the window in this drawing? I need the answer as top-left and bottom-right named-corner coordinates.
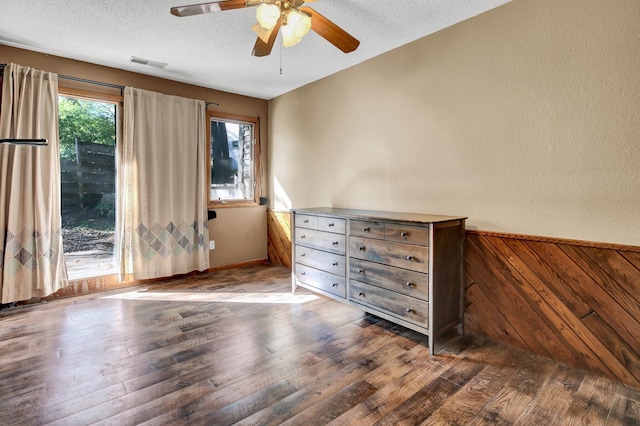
top-left (208, 112), bottom-right (260, 206)
top-left (58, 93), bottom-right (118, 279)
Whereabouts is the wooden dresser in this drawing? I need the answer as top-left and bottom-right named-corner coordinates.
top-left (292, 207), bottom-right (466, 354)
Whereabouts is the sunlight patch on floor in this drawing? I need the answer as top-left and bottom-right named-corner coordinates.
top-left (101, 290), bottom-right (320, 304)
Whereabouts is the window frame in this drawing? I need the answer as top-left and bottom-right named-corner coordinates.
top-left (206, 111), bottom-right (261, 208)
top-left (57, 86), bottom-right (122, 280)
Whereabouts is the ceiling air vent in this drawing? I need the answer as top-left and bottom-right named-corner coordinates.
top-left (129, 56), bottom-right (168, 70)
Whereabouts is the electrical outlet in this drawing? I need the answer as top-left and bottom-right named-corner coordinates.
top-left (209, 240), bottom-right (215, 250)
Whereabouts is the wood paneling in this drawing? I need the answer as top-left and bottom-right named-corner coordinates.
top-left (267, 210), bottom-right (292, 268)
top-left (267, 218), bottom-right (640, 388)
top-left (1, 264), bottom-right (639, 424)
top-left (465, 231), bottom-right (640, 389)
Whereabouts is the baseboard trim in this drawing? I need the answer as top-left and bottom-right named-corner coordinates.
top-left (207, 258), bottom-right (270, 272)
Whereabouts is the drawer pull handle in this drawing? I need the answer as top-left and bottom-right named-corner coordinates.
top-left (358, 292), bottom-right (365, 297)
top-left (332, 241), bottom-right (339, 246)
top-left (406, 308), bottom-right (414, 314)
top-left (304, 219), bottom-right (309, 223)
top-left (358, 246), bottom-right (366, 251)
top-left (358, 269), bottom-right (364, 274)
top-left (328, 223), bottom-right (335, 227)
top-left (301, 253), bottom-right (306, 257)
top-left (406, 255), bottom-right (414, 261)
top-left (300, 235), bottom-right (306, 239)
top-left (333, 283), bottom-right (339, 288)
top-left (333, 262), bottom-right (339, 266)
top-left (401, 232), bottom-right (409, 237)
top-left (406, 282), bottom-right (414, 288)
top-left (301, 272), bottom-right (306, 276)
top-left (363, 227), bottom-right (370, 232)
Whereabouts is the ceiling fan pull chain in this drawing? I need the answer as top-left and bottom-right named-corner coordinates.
top-left (280, 41), bottom-right (283, 75)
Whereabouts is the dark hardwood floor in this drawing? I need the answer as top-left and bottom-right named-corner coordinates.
top-left (0, 264), bottom-right (638, 425)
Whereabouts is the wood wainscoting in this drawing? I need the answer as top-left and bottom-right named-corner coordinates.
top-left (267, 209), bottom-right (292, 268)
top-left (266, 215), bottom-right (640, 389)
top-left (465, 231), bottom-right (640, 389)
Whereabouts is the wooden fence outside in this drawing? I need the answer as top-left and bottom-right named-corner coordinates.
top-left (60, 139), bottom-right (115, 211)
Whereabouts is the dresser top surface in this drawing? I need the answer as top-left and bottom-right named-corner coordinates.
top-left (292, 207), bottom-right (466, 224)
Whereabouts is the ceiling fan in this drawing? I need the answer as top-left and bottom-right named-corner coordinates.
top-left (171, 0), bottom-right (360, 57)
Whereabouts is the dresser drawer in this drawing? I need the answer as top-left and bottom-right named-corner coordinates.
top-left (349, 258), bottom-right (428, 300)
top-left (318, 216), bottom-right (346, 234)
top-left (350, 220), bottom-right (385, 239)
top-left (295, 264), bottom-right (346, 298)
top-left (385, 223), bottom-right (430, 246)
top-left (295, 214), bottom-right (319, 230)
top-left (295, 228), bottom-right (346, 255)
top-left (350, 281), bottom-right (428, 326)
top-left (296, 246), bottom-right (345, 277)
top-left (349, 236), bottom-right (429, 273)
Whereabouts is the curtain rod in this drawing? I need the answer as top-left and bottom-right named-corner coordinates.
top-left (0, 63), bottom-right (219, 107)
top-left (60, 74), bottom-right (124, 90)
top-left (0, 63), bottom-right (123, 90)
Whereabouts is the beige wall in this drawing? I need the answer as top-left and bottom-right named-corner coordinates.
top-left (268, 0), bottom-right (640, 246)
top-left (1, 46), bottom-right (269, 267)
top-left (208, 205), bottom-right (268, 267)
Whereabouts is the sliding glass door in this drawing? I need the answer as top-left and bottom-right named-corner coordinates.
top-left (58, 95), bottom-right (117, 279)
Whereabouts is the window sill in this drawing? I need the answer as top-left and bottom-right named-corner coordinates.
top-left (208, 200), bottom-right (260, 209)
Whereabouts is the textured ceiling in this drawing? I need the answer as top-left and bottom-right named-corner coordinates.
top-left (0, 0), bottom-right (511, 100)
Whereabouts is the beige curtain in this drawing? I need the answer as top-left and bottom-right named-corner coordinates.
top-left (0, 63), bottom-right (67, 303)
top-left (119, 87), bottom-right (209, 279)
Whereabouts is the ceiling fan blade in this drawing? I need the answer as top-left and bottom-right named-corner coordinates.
top-left (252, 18), bottom-right (282, 57)
top-left (299, 6), bottom-right (360, 53)
top-left (171, 0), bottom-right (253, 17)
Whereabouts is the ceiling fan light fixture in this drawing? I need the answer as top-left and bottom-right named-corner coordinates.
top-left (252, 23), bottom-right (272, 43)
top-left (170, 0), bottom-right (360, 57)
top-left (281, 9), bottom-right (311, 47)
top-left (281, 28), bottom-right (301, 47)
top-left (256, 3), bottom-right (280, 29)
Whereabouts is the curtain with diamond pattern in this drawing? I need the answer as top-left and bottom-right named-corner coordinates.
top-left (119, 87), bottom-right (209, 279)
top-left (0, 63), bottom-right (67, 303)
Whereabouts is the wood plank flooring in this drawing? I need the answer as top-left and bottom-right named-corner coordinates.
top-left (0, 264), bottom-right (638, 425)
